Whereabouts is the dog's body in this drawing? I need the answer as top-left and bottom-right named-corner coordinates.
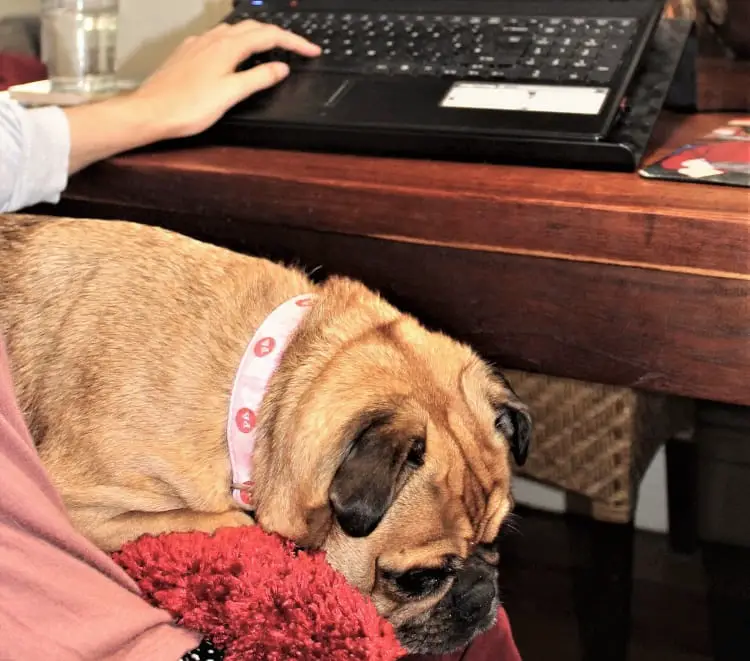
top-left (0, 216), bottom-right (530, 654)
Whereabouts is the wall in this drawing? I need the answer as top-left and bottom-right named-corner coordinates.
top-left (0, 0), bottom-right (39, 17)
top-left (115, 0), bottom-right (232, 80)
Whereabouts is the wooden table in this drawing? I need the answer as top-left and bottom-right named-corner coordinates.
top-left (55, 112), bottom-right (750, 406)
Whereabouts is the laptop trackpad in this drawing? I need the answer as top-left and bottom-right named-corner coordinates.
top-left (321, 77), bottom-right (605, 137)
top-left (324, 78), bottom-right (457, 125)
top-left (239, 74), bottom-right (354, 117)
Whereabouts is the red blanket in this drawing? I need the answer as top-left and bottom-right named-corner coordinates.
top-left (115, 525), bottom-right (522, 661)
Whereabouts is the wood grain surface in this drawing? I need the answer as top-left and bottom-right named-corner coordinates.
top-left (51, 112), bottom-right (750, 405)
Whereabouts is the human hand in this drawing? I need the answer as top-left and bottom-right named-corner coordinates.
top-left (125, 20), bottom-right (321, 140)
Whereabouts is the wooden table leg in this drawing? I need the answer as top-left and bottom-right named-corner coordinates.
top-left (703, 542), bottom-right (750, 661)
top-left (568, 515), bottom-right (636, 661)
top-left (666, 436), bottom-right (700, 554)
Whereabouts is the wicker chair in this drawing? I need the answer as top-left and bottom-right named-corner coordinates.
top-left (505, 369), bottom-right (696, 661)
top-left (507, 369), bottom-right (695, 524)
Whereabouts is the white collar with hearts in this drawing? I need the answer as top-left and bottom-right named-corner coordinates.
top-left (226, 293), bottom-right (316, 509)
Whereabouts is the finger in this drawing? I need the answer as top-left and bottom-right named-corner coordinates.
top-left (235, 24), bottom-right (321, 60)
top-left (201, 21), bottom-right (234, 39)
top-left (177, 23), bottom-right (231, 55)
top-left (213, 17), bottom-right (284, 48)
top-left (226, 60), bottom-right (290, 103)
top-left (225, 18), bottom-right (263, 32)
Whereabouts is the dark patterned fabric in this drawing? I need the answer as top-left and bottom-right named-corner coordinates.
top-left (181, 639), bottom-right (224, 661)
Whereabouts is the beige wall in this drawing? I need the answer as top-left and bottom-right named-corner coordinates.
top-left (0, 0), bottom-right (40, 17)
top-left (116, 0), bottom-right (232, 80)
top-left (0, 0), bottom-right (232, 80)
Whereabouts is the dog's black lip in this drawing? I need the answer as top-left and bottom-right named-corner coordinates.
top-left (392, 554), bottom-right (500, 656)
top-left (394, 596), bottom-right (499, 656)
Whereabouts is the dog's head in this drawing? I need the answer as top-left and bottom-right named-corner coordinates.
top-left (252, 279), bottom-right (530, 654)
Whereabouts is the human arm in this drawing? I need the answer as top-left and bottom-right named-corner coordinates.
top-left (63, 20), bottom-right (320, 174)
top-left (0, 20), bottom-right (320, 213)
top-left (0, 100), bottom-right (70, 212)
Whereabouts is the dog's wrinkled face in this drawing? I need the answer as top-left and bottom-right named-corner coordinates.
top-left (254, 308), bottom-right (530, 654)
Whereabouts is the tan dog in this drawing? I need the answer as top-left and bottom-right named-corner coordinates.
top-left (0, 215), bottom-right (530, 654)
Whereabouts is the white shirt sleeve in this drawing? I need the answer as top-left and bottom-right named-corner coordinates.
top-left (0, 97), bottom-right (71, 213)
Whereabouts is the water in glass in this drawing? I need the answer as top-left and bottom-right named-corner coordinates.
top-left (41, 0), bottom-right (119, 94)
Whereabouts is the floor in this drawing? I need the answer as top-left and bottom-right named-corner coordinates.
top-left (498, 506), bottom-right (750, 661)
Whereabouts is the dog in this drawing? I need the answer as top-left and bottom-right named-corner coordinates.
top-left (0, 215), bottom-right (531, 654)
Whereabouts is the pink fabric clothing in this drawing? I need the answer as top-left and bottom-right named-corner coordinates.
top-left (0, 337), bottom-right (201, 660)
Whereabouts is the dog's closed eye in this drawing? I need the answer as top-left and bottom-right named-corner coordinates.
top-left (406, 436), bottom-right (426, 467)
top-left (382, 556), bottom-right (460, 599)
top-left (385, 567), bottom-right (453, 598)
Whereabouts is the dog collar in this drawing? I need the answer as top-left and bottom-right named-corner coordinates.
top-left (227, 293), bottom-right (316, 509)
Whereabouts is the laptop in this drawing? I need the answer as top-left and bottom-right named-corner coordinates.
top-left (213, 0), bottom-right (666, 166)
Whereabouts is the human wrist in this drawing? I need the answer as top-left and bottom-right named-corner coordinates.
top-left (64, 92), bottom-right (180, 154)
top-left (118, 84), bottom-right (210, 144)
top-left (101, 92), bottom-right (178, 148)
top-left (62, 92), bottom-right (178, 174)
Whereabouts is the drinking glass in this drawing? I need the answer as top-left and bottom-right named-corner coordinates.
top-left (41, 0), bottom-right (120, 94)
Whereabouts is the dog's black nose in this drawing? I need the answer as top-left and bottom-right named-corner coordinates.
top-left (449, 566), bottom-right (498, 623)
top-left (394, 555), bottom-right (500, 655)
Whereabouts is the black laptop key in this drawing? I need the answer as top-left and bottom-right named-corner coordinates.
top-left (504, 24), bottom-right (531, 35)
top-left (570, 57), bottom-right (592, 70)
top-left (587, 64), bottom-right (617, 85)
top-left (564, 70), bottom-right (586, 82)
top-left (530, 44), bottom-right (551, 57)
top-left (582, 37), bottom-right (603, 49)
top-left (538, 25), bottom-right (562, 37)
top-left (563, 24), bottom-right (585, 37)
top-left (488, 53), bottom-right (520, 68)
top-left (603, 37), bottom-right (633, 57)
top-left (505, 65), bottom-right (533, 81)
top-left (537, 66), bottom-right (564, 82)
top-left (551, 44), bottom-right (575, 58)
top-left (418, 63), bottom-right (439, 75)
top-left (466, 65), bottom-right (488, 78)
top-left (441, 65), bottom-right (465, 78)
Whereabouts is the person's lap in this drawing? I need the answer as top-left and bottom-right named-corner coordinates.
top-left (0, 337), bottom-right (200, 661)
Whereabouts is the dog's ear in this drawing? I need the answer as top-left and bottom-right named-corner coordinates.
top-left (329, 415), bottom-right (422, 538)
top-left (491, 373), bottom-right (532, 467)
top-left (495, 397), bottom-right (532, 467)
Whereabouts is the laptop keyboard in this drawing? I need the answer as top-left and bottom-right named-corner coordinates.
top-left (229, 9), bottom-right (640, 86)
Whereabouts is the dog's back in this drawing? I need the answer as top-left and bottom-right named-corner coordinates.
top-left (0, 215), bottom-right (313, 548)
top-left (0, 214), bottom-right (310, 420)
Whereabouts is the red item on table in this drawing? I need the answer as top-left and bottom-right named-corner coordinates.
top-left (0, 52), bottom-right (46, 91)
